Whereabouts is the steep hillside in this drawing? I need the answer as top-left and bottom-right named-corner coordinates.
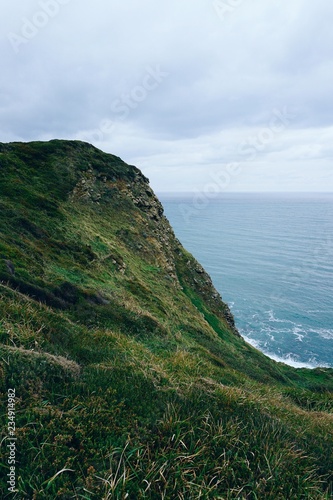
top-left (0, 140), bottom-right (332, 499)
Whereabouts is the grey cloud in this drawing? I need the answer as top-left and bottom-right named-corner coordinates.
top-left (1, 0), bottom-right (333, 191)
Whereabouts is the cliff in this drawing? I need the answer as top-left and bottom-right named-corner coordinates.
top-left (0, 140), bottom-right (332, 498)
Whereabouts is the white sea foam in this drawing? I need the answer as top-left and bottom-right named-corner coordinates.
top-left (267, 353), bottom-right (320, 369)
top-left (292, 326), bottom-right (304, 342)
top-left (241, 334), bottom-right (326, 369)
top-left (312, 328), bottom-right (333, 340)
top-left (241, 334), bottom-right (261, 350)
top-left (267, 310), bottom-right (295, 325)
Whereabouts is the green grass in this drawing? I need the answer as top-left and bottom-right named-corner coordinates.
top-left (0, 140), bottom-right (332, 498)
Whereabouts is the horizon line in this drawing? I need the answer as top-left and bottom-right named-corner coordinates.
top-left (156, 191), bottom-right (333, 195)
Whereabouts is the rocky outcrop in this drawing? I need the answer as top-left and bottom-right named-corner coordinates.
top-left (66, 144), bottom-right (239, 333)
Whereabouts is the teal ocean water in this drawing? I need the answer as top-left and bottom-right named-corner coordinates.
top-left (160, 193), bottom-right (333, 368)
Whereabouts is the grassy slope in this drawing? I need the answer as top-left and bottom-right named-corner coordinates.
top-left (0, 140), bottom-right (332, 499)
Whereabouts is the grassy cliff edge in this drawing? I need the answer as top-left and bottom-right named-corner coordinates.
top-left (0, 140), bottom-right (332, 499)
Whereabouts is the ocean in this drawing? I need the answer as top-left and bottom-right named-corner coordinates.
top-left (160, 193), bottom-right (333, 369)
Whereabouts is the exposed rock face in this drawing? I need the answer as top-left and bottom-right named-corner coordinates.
top-left (123, 173), bottom-right (238, 333)
top-left (69, 144), bottom-right (236, 334)
top-left (66, 146), bottom-right (238, 333)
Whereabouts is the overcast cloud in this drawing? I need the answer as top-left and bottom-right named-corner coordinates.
top-left (1, 0), bottom-right (333, 192)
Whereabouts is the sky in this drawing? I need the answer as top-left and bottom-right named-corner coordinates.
top-left (1, 0), bottom-right (333, 193)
